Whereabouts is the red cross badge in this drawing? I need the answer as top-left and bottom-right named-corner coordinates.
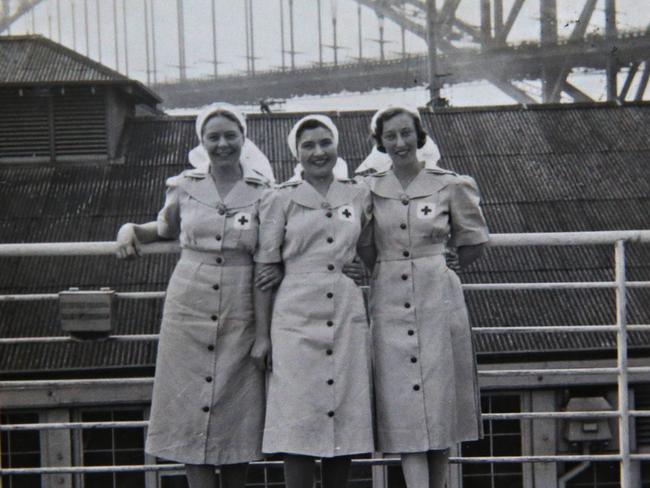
top-left (416, 202), bottom-right (435, 220)
top-left (232, 212), bottom-right (252, 229)
top-left (337, 205), bottom-right (355, 222)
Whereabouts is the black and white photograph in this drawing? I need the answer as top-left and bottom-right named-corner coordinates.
top-left (1, 1), bottom-right (649, 487)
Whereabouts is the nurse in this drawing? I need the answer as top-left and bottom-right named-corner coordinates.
top-left (255, 115), bottom-right (374, 488)
top-left (115, 103), bottom-right (280, 488)
top-left (359, 105), bottom-right (489, 488)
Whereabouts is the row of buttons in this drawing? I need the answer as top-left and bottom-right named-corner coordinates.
top-left (204, 206), bottom-right (229, 416)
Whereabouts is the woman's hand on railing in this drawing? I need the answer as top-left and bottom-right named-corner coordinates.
top-left (115, 223), bottom-right (142, 259)
top-left (255, 263), bottom-right (283, 291)
top-left (342, 259), bottom-right (365, 286)
top-left (250, 335), bottom-right (272, 371)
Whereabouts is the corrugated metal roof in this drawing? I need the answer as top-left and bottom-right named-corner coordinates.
top-left (0, 35), bottom-right (160, 105)
top-left (1, 102), bottom-right (650, 374)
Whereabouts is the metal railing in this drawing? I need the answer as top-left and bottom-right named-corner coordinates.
top-left (1, 230), bottom-right (650, 487)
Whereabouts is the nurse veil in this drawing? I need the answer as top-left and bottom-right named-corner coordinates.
top-left (285, 113), bottom-right (350, 182)
top-left (355, 103), bottom-right (442, 175)
top-left (188, 102), bottom-right (275, 181)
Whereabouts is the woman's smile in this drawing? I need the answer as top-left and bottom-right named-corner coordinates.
top-left (297, 126), bottom-right (338, 179)
top-left (381, 112), bottom-right (419, 166)
top-left (201, 115), bottom-right (244, 165)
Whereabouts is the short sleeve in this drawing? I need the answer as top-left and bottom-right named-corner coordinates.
top-left (357, 187), bottom-right (374, 248)
top-left (156, 176), bottom-right (182, 239)
top-left (254, 189), bottom-right (286, 264)
top-left (449, 175), bottom-right (489, 248)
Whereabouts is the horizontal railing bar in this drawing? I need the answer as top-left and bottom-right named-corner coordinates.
top-left (3, 411), bottom-right (650, 431)
top-left (0, 378), bottom-right (154, 388)
top-left (0, 293), bottom-right (58, 302)
top-left (0, 421), bottom-right (149, 431)
top-left (3, 280), bottom-right (650, 303)
top-left (488, 230), bottom-right (650, 246)
top-left (0, 241), bottom-right (179, 257)
top-left (6, 455), bottom-right (650, 475)
top-left (481, 366), bottom-right (650, 376)
top-left (0, 334), bottom-right (160, 344)
top-left (3, 281), bottom-right (650, 302)
top-left (1, 231), bottom-right (649, 260)
top-left (626, 281), bottom-right (650, 288)
top-left (4, 368), bottom-right (650, 389)
top-left (5, 324), bottom-right (650, 345)
top-left (0, 291), bottom-right (166, 302)
top-left (464, 282), bottom-right (617, 290)
top-left (463, 281), bottom-right (650, 290)
top-left (479, 368), bottom-right (618, 376)
top-left (475, 325), bottom-right (650, 333)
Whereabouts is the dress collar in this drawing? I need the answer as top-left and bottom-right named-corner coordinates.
top-left (290, 178), bottom-right (360, 210)
top-left (369, 169), bottom-right (448, 200)
top-left (177, 164), bottom-right (266, 209)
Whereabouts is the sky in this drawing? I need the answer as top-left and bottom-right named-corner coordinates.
top-left (5, 0), bottom-right (650, 111)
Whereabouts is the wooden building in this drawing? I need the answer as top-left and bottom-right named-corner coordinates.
top-left (1, 35), bottom-right (649, 488)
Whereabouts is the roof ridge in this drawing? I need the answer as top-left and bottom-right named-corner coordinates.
top-left (0, 35), bottom-right (161, 104)
top-left (30, 35), bottom-right (130, 82)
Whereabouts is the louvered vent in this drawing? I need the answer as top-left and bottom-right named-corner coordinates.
top-left (0, 88), bottom-right (50, 159)
top-left (0, 86), bottom-right (107, 161)
top-left (636, 384), bottom-right (650, 446)
top-left (53, 87), bottom-right (107, 157)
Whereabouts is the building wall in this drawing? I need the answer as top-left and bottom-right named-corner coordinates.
top-left (4, 380), bottom-right (648, 488)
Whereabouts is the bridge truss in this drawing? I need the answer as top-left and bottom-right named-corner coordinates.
top-left (1, 0), bottom-right (649, 107)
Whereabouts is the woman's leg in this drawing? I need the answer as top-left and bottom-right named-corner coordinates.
top-left (185, 464), bottom-right (218, 488)
top-left (220, 463), bottom-right (249, 488)
top-left (401, 452), bottom-right (429, 488)
top-left (321, 455), bottom-right (352, 488)
top-left (426, 450), bottom-right (449, 488)
top-left (284, 454), bottom-right (316, 488)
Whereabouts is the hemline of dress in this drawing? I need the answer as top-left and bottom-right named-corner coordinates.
top-left (376, 433), bottom-right (482, 454)
top-left (262, 446), bottom-right (374, 459)
top-left (145, 446), bottom-right (263, 466)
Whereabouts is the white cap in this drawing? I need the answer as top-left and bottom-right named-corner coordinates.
top-left (286, 114), bottom-right (348, 181)
top-left (356, 104), bottom-right (441, 174)
top-left (188, 102), bottom-right (275, 183)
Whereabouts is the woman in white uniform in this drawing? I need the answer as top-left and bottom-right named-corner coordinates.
top-left (255, 115), bottom-right (374, 488)
top-left (115, 103), bottom-right (280, 488)
top-left (359, 105), bottom-right (489, 488)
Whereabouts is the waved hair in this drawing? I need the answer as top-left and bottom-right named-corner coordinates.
top-left (201, 111), bottom-right (245, 137)
top-left (372, 108), bottom-right (427, 153)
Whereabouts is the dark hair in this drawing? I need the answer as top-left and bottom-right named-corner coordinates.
top-left (372, 108), bottom-right (427, 153)
top-left (201, 111), bottom-right (245, 137)
top-left (295, 119), bottom-right (333, 144)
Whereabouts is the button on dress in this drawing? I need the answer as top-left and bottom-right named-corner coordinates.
top-left (145, 167), bottom-right (267, 465)
top-left (255, 178), bottom-right (374, 457)
top-left (363, 168), bottom-right (489, 453)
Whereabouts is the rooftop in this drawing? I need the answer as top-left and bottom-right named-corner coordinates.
top-left (0, 35), bottom-right (160, 106)
top-left (1, 102), bottom-right (649, 376)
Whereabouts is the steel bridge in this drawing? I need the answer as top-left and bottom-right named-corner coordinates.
top-left (1, 1), bottom-right (650, 107)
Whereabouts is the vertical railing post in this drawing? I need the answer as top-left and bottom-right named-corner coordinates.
top-left (615, 240), bottom-right (631, 487)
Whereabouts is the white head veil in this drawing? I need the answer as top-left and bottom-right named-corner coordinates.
top-left (188, 102), bottom-right (275, 183)
top-left (286, 114), bottom-right (349, 181)
top-left (355, 104), bottom-right (441, 174)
